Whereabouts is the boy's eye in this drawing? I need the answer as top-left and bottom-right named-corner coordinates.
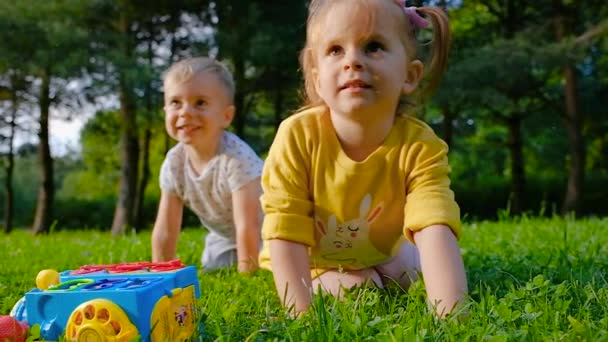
top-left (169, 100), bottom-right (180, 107)
top-left (328, 45), bottom-right (342, 56)
top-left (365, 41), bottom-right (384, 54)
top-left (195, 99), bottom-right (206, 107)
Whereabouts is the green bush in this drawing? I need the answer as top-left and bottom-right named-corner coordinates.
top-left (454, 173), bottom-right (608, 220)
top-left (2, 174), bottom-right (607, 231)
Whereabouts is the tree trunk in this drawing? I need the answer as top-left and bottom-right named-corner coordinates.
top-left (164, 24), bottom-right (178, 156)
top-left (441, 105), bottom-right (454, 147)
top-left (560, 65), bottom-right (584, 214)
top-left (219, 2), bottom-right (249, 138)
top-left (3, 81), bottom-right (17, 234)
top-left (506, 115), bottom-right (525, 214)
top-left (32, 68), bottom-right (54, 235)
top-left (273, 83), bottom-right (284, 133)
top-left (554, 11), bottom-right (585, 214)
top-left (438, 0), bottom-right (447, 11)
top-left (111, 9), bottom-right (139, 235)
top-left (233, 54), bottom-right (246, 137)
top-left (499, 0), bottom-right (524, 215)
top-left (133, 30), bottom-right (155, 230)
top-left (135, 128), bottom-right (151, 229)
top-left (164, 131), bottom-right (171, 155)
top-left (111, 85), bottom-right (139, 235)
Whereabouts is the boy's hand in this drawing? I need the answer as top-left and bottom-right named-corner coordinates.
top-left (237, 259), bottom-right (259, 274)
top-left (232, 179), bottom-right (262, 275)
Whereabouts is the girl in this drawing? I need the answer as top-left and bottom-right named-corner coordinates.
top-left (260, 0), bottom-right (467, 316)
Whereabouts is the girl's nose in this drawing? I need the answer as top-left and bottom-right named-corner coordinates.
top-left (344, 62), bottom-right (363, 71)
top-left (343, 50), bottom-right (364, 71)
top-left (344, 60), bottom-right (363, 71)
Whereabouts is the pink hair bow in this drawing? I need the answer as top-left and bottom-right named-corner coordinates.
top-left (395, 0), bottom-right (430, 29)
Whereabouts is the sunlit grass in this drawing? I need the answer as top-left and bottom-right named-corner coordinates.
top-left (1, 216), bottom-right (607, 340)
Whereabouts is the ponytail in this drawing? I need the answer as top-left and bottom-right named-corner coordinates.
top-left (417, 6), bottom-right (451, 101)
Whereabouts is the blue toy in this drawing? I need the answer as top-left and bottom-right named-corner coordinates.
top-left (11, 260), bottom-right (201, 341)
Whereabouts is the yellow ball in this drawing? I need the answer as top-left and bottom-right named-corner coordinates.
top-left (36, 269), bottom-right (60, 290)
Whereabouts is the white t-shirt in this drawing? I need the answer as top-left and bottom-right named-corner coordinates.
top-left (159, 131), bottom-right (264, 241)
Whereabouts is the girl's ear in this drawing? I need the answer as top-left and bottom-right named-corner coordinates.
top-left (312, 67), bottom-right (320, 94)
top-left (403, 59), bottom-right (424, 95)
top-left (222, 105), bottom-right (235, 128)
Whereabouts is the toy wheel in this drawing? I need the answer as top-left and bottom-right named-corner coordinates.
top-left (66, 299), bottom-right (138, 342)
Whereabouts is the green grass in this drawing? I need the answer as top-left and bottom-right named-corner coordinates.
top-left (1, 216), bottom-right (607, 341)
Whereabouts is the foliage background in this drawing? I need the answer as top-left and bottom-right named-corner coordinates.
top-left (0, 0), bottom-right (607, 231)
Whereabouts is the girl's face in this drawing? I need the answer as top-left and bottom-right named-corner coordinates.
top-left (163, 71), bottom-right (234, 151)
top-left (312, 0), bottom-right (421, 120)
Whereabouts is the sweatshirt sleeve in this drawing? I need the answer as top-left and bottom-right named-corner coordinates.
top-left (403, 130), bottom-right (461, 243)
top-left (260, 118), bottom-right (316, 247)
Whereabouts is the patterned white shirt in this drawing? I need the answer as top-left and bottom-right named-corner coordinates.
top-left (160, 131), bottom-right (263, 240)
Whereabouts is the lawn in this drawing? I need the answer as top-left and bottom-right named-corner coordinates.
top-left (1, 216), bottom-right (607, 341)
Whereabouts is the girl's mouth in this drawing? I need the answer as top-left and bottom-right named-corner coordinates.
top-left (340, 79), bottom-right (371, 91)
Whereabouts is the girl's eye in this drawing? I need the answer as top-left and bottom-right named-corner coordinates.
top-left (328, 45), bottom-right (342, 56)
top-left (195, 99), bottom-right (206, 107)
top-left (366, 41), bottom-right (384, 54)
top-left (169, 100), bottom-right (180, 107)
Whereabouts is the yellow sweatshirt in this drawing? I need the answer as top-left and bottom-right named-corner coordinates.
top-left (260, 106), bottom-right (461, 271)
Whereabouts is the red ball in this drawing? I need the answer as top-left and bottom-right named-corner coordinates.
top-left (0, 315), bottom-right (28, 342)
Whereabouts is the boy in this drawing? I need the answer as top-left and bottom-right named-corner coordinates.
top-left (152, 57), bottom-right (263, 273)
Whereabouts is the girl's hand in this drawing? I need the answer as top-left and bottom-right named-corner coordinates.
top-left (413, 224), bottom-right (468, 317)
top-left (269, 239), bottom-right (312, 313)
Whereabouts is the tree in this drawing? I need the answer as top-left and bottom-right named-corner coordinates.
top-left (552, 1), bottom-right (608, 214)
top-left (0, 75), bottom-right (29, 233)
top-left (0, 4), bottom-right (31, 234)
top-left (0, 0), bottom-right (92, 234)
top-left (83, 0), bottom-right (206, 234)
top-left (248, 0), bottom-right (307, 132)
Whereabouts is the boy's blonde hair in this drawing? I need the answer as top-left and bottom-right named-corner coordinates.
top-left (163, 57), bottom-right (235, 103)
top-left (300, 0), bottom-right (451, 114)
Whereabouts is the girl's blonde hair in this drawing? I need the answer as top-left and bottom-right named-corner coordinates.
top-left (163, 57), bottom-right (235, 103)
top-left (300, 0), bottom-right (451, 114)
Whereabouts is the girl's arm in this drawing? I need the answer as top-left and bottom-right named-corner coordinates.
top-left (413, 224), bottom-right (467, 317)
top-left (151, 191), bottom-right (184, 261)
top-left (232, 179), bottom-right (263, 273)
top-left (269, 239), bottom-right (312, 314)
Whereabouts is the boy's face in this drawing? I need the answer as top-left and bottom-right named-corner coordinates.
top-left (163, 71), bottom-right (234, 151)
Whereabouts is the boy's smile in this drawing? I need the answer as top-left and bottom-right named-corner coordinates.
top-left (176, 124), bottom-right (200, 136)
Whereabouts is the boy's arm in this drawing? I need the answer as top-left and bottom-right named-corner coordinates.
top-left (269, 239), bottom-right (312, 315)
top-left (413, 224), bottom-right (468, 317)
top-left (151, 191), bottom-right (184, 262)
top-left (232, 178), bottom-right (263, 273)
